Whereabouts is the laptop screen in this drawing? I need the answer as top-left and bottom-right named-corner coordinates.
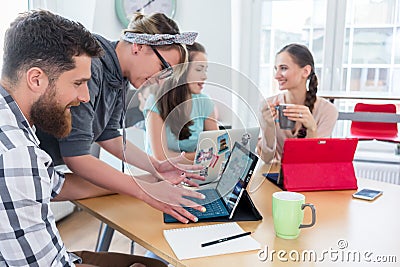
top-left (194, 127), bottom-right (260, 185)
top-left (215, 142), bottom-right (258, 214)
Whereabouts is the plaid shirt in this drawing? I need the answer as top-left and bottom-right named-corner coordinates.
top-left (0, 86), bottom-right (78, 266)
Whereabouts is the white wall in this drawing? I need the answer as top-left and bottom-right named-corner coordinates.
top-left (91, 0), bottom-right (125, 39)
top-left (174, 0), bottom-right (233, 125)
top-left (174, 0), bottom-right (231, 69)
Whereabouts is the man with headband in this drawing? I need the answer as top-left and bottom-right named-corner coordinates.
top-left (36, 11), bottom-right (207, 226)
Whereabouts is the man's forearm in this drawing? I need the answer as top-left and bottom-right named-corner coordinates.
top-left (62, 154), bottom-right (148, 201)
top-left (98, 136), bottom-right (159, 175)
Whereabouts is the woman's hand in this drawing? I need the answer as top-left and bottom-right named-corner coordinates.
top-left (257, 100), bottom-right (278, 163)
top-left (261, 100), bottom-right (278, 125)
top-left (283, 104), bottom-right (317, 133)
top-left (154, 152), bottom-right (205, 187)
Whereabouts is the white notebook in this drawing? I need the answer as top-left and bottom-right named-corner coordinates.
top-left (163, 222), bottom-right (260, 260)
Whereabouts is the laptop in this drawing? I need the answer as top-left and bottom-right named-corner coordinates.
top-left (194, 127), bottom-right (260, 185)
top-left (164, 142), bottom-right (259, 223)
top-left (266, 138), bottom-right (359, 191)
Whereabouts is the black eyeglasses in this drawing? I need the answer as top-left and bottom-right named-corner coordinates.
top-left (150, 46), bottom-right (173, 80)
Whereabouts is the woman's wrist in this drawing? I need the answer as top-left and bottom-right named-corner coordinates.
top-left (306, 125), bottom-right (318, 137)
top-left (149, 156), bottom-right (161, 175)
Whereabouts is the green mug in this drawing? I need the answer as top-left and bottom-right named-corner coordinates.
top-left (272, 191), bottom-right (316, 239)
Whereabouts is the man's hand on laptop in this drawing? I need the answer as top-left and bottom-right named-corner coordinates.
top-left (154, 152), bottom-right (206, 187)
top-left (137, 180), bottom-right (206, 223)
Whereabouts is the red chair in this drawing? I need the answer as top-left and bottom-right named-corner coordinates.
top-left (350, 103), bottom-right (400, 143)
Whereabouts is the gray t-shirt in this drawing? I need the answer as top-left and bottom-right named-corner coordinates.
top-left (37, 34), bottom-right (129, 165)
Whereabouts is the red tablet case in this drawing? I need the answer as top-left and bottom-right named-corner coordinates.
top-left (281, 138), bottom-right (359, 192)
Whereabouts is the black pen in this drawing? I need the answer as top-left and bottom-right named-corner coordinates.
top-left (201, 232), bottom-right (252, 247)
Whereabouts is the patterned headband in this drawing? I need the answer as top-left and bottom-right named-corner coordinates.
top-left (121, 32), bottom-right (198, 46)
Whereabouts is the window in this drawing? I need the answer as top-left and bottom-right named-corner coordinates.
top-left (258, 0), bottom-right (400, 138)
top-left (259, 0), bottom-right (400, 96)
top-left (343, 0), bottom-right (398, 94)
top-left (0, 1), bottom-right (29, 74)
top-left (259, 0), bottom-right (327, 96)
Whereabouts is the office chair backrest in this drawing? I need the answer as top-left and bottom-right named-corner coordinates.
top-left (350, 103), bottom-right (398, 138)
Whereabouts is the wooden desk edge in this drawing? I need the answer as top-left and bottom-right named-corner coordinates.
top-left (73, 199), bottom-right (183, 266)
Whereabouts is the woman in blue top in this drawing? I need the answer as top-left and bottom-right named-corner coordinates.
top-left (144, 42), bottom-right (219, 163)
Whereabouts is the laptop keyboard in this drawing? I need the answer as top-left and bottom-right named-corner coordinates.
top-left (186, 199), bottom-right (227, 217)
top-left (184, 189), bottom-right (229, 218)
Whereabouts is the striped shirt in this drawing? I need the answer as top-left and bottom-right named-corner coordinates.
top-left (0, 86), bottom-right (78, 266)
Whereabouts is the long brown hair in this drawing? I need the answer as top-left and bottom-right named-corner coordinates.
top-left (277, 43), bottom-right (318, 113)
top-left (156, 42), bottom-right (206, 140)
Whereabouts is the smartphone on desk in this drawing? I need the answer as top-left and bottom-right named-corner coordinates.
top-left (352, 188), bottom-right (383, 201)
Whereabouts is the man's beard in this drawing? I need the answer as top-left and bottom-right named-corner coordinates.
top-left (30, 86), bottom-right (73, 139)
